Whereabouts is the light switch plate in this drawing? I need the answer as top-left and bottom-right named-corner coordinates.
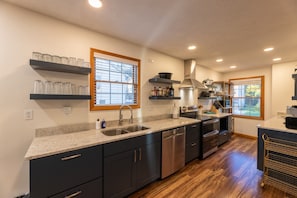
top-left (24, 109), bottom-right (33, 120)
top-left (63, 106), bottom-right (72, 115)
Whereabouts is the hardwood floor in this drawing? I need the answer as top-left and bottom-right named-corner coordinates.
top-left (129, 135), bottom-right (296, 198)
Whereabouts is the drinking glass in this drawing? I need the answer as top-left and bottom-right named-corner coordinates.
top-left (69, 57), bottom-right (76, 65)
top-left (44, 81), bottom-right (54, 94)
top-left (54, 81), bottom-right (63, 94)
top-left (63, 82), bottom-right (71, 95)
top-left (32, 52), bottom-right (42, 60)
top-left (33, 80), bottom-right (44, 94)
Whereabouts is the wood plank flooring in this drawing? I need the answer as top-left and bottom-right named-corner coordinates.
top-left (129, 135), bottom-right (296, 198)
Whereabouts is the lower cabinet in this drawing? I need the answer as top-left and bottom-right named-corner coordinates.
top-left (51, 178), bottom-right (102, 198)
top-left (185, 123), bottom-right (201, 163)
top-left (30, 145), bottom-right (102, 198)
top-left (103, 132), bottom-right (161, 198)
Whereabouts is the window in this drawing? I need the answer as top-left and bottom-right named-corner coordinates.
top-left (230, 76), bottom-right (264, 120)
top-left (90, 48), bottom-right (140, 110)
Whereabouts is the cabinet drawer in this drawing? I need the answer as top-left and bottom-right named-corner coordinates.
top-left (185, 140), bottom-right (199, 163)
top-left (186, 124), bottom-right (200, 142)
top-left (50, 178), bottom-right (102, 198)
top-left (104, 132), bottom-right (161, 157)
top-left (218, 130), bottom-right (231, 146)
top-left (30, 145), bottom-right (102, 198)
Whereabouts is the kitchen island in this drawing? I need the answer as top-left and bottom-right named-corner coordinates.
top-left (257, 116), bottom-right (297, 196)
top-left (257, 117), bottom-right (297, 171)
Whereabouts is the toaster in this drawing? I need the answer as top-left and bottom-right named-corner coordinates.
top-left (285, 117), bottom-right (297, 130)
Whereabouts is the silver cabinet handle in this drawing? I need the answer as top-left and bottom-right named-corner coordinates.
top-left (134, 150), bottom-right (137, 163)
top-left (175, 132), bottom-right (184, 137)
top-left (61, 154), bottom-right (81, 161)
top-left (191, 125), bottom-right (197, 128)
top-left (65, 191), bottom-right (82, 198)
top-left (139, 148), bottom-right (142, 161)
top-left (191, 143), bottom-right (197, 146)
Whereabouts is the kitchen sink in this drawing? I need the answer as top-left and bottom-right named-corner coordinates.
top-left (102, 125), bottom-right (150, 136)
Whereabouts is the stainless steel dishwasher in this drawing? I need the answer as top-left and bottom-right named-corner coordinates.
top-left (161, 126), bottom-right (185, 179)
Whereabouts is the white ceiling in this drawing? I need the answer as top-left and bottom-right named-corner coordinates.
top-left (4, 0), bottom-right (297, 72)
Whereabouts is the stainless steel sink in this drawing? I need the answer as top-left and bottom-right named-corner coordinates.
top-left (125, 125), bottom-right (150, 132)
top-left (102, 125), bottom-right (150, 136)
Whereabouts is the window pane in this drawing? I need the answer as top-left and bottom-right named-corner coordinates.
top-left (96, 82), bottom-right (110, 93)
top-left (111, 83), bottom-right (122, 93)
top-left (230, 76), bottom-right (264, 119)
top-left (96, 70), bottom-right (109, 81)
top-left (90, 49), bottom-right (140, 109)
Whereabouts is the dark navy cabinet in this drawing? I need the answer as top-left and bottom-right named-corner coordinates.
top-left (103, 132), bottom-right (161, 198)
top-left (185, 123), bottom-right (201, 163)
top-left (30, 145), bottom-right (102, 198)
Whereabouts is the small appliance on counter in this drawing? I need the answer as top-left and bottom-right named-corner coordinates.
top-left (285, 106), bottom-right (297, 129)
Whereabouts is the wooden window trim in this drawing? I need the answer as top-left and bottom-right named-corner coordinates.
top-left (90, 48), bottom-right (141, 111)
top-left (229, 76), bottom-right (265, 120)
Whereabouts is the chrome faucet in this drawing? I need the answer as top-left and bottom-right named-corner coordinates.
top-left (119, 105), bottom-right (133, 125)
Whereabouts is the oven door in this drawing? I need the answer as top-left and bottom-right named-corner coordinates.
top-left (202, 130), bottom-right (219, 159)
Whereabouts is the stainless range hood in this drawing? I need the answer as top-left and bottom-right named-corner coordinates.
top-left (180, 59), bottom-right (208, 89)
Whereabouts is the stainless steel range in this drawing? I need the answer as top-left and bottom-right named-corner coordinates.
top-left (180, 106), bottom-right (219, 159)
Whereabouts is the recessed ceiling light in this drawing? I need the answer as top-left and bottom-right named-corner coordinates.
top-left (188, 45), bottom-right (197, 50)
top-left (216, 58), bottom-right (223, 63)
top-left (230, 65), bottom-right (237, 69)
top-left (88, 0), bottom-right (103, 8)
top-left (273, 57), bottom-right (282, 61)
top-left (264, 47), bottom-right (274, 52)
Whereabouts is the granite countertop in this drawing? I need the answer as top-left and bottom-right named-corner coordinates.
top-left (25, 117), bottom-right (200, 160)
top-left (257, 116), bottom-right (297, 134)
top-left (202, 113), bottom-right (232, 118)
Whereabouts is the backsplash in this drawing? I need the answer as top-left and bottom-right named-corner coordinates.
top-left (35, 114), bottom-right (171, 137)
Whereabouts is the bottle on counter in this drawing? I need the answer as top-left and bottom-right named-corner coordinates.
top-left (101, 119), bottom-right (106, 129)
top-left (96, 118), bottom-right (100, 130)
top-left (169, 86), bottom-right (174, 97)
top-left (172, 103), bottom-right (179, 119)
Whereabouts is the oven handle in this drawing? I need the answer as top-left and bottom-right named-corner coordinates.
top-left (202, 119), bottom-right (219, 125)
top-left (203, 130), bottom-right (219, 138)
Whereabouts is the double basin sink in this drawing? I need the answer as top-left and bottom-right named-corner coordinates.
top-left (102, 124), bottom-right (150, 136)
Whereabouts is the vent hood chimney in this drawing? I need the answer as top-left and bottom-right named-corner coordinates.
top-left (180, 59), bottom-right (208, 89)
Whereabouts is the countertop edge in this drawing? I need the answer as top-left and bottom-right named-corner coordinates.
top-left (25, 118), bottom-right (200, 160)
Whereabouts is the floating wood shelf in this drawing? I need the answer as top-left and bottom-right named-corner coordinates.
top-left (149, 96), bottom-right (181, 100)
top-left (30, 94), bottom-right (91, 100)
top-left (30, 59), bottom-right (91, 75)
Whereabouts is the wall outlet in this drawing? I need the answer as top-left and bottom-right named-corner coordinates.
top-left (24, 109), bottom-right (33, 120)
top-left (63, 106), bottom-right (72, 115)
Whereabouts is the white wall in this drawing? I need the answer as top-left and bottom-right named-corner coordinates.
top-left (0, 2), bottom-right (184, 197)
top-left (223, 66), bottom-right (272, 137)
top-left (271, 61), bottom-right (297, 115)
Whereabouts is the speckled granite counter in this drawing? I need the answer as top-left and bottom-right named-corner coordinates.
top-left (202, 113), bottom-right (232, 118)
top-left (257, 117), bottom-right (297, 134)
top-left (25, 117), bottom-right (200, 160)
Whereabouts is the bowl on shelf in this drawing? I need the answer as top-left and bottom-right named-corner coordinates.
top-left (159, 72), bottom-right (172, 79)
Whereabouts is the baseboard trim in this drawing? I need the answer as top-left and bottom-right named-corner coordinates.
top-left (233, 132), bottom-right (257, 140)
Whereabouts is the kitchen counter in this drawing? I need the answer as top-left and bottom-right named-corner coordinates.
top-left (202, 112), bottom-right (232, 118)
top-left (257, 116), bottom-right (297, 134)
top-left (25, 117), bottom-right (200, 160)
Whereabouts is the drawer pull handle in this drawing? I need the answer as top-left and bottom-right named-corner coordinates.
top-left (65, 190), bottom-right (82, 198)
top-left (134, 150), bottom-right (137, 163)
top-left (139, 148), bottom-right (142, 161)
top-left (191, 125), bottom-right (197, 128)
top-left (191, 143), bottom-right (197, 146)
top-left (61, 154), bottom-right (81, 161)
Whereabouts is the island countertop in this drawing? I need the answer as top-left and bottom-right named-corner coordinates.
top-left (25, 117), bottom-right (200, 160)
top-left (257, 116), bottom-right (297, 134)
